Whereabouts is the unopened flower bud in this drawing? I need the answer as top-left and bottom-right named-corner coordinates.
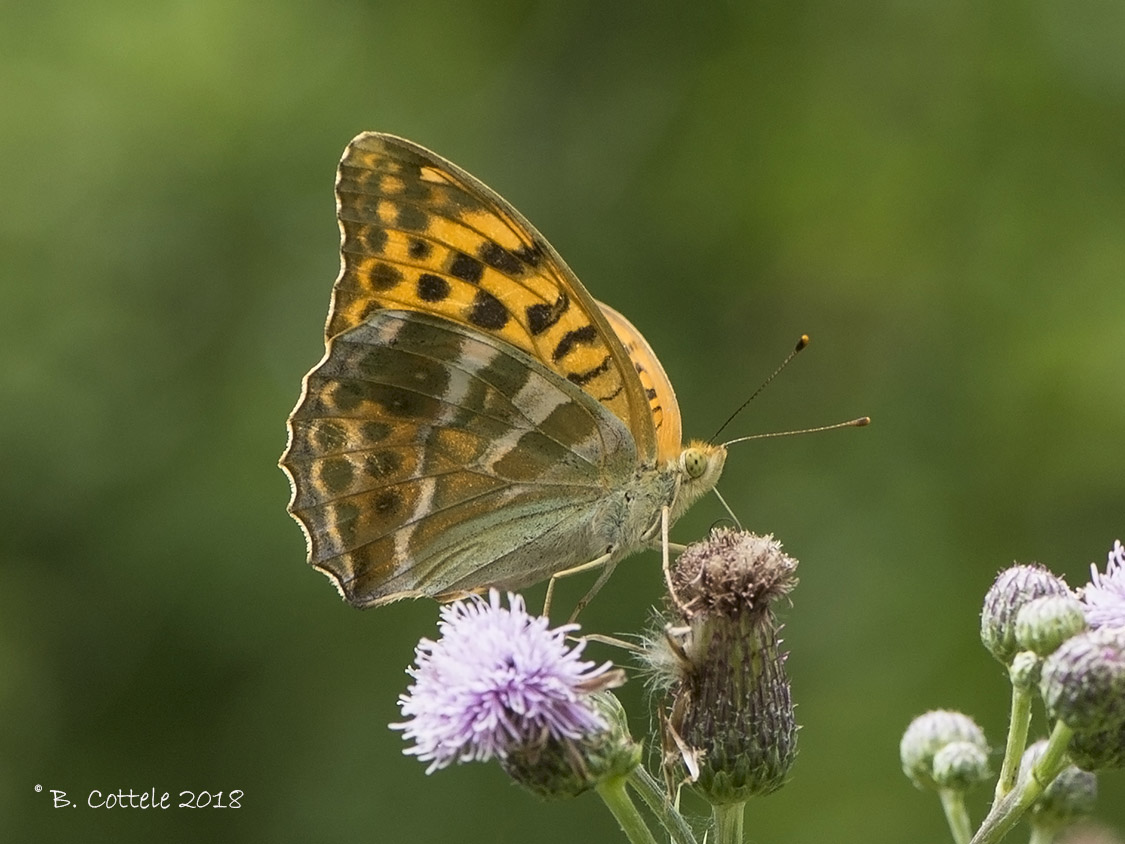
top-left (1021, 740), bottom-right (1097, 834)
top-left (1016, 595), bottom-right (1087, 657)
top-left (982, 564), bottom-right (1071, 665)
top-left (932, 740), bottom-right (992, 791)
top-left (1041, 627), bottom-right (1125, 732)
top-left (1068, 722), bottom-right (1125, 772)
top-left (1010, 650), bottom-right (1042, 688)
top-left (900, 710), bottom-right (988, 791)
top-left (501, 691), bottom-right (641, 799)
top-left (656, 529), bottom-right (799, 805)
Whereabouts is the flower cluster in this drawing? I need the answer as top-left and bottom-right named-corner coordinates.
top-left (901, 539), bottom-right (1125, 844)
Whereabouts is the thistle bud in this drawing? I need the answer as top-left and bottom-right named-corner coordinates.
top-left (931, 740), bottom-right (991, 791)
top-left (1067, 722), bottom-right (1125, 772)
top-left (1021, 740), bottom-right (1097, 835)
top-left (653, 529), bottom-right (799, 805)
top-left (1010, 650), bottom-right (1042, 688)
top-left (1040, 626), bottom-right (1125, 733)
top-left (982, 564), bottom-right (1071, 665)
top-left (1016, 595), bottom-right (1087, 658)
top-left (900, 710), bottom-right (988, 791)
top-left (501, 691), bottom-right (642, 799)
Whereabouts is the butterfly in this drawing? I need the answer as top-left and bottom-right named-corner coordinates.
top-left (280, 132), bottom-right (727, 611)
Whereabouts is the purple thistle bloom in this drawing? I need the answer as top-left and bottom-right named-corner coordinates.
top-left (392, 591), bottom-right (615, 773)
top-left (1082, 540), bottom-right (1125, 629)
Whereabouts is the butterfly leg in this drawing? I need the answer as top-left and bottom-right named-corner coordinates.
top-left (541, 551), bottom-right (614, 620)
top-left (567, 558), bottom-right (621, 623)
top-left (657, 506), bottom-right (691, 613)
top-left (648, 540), bottom-right (687, 554)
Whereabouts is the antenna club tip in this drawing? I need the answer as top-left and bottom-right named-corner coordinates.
top-left (795, 334), bottom-right (810, 350)
top-left (853, 416), bottom-right (871, 427)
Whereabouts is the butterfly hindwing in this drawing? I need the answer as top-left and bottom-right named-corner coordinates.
top-left (283, 309), bottom-right (644, 606)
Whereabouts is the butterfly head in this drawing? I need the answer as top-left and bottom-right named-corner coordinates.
top-left (672, 440), bottom-right (727, 521)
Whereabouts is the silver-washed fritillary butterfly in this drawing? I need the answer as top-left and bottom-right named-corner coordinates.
top-left (280, 133), bottom-right (726, 609)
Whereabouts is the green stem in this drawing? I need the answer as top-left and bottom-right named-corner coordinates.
top-left (596, 776), bottom-right (660, 844)
top-left (938, 789), bottom-right (972, 844)
top-left (712, 801), bottom-right (746, 844)
top-left (994, 681), bottom-right (1033, 801)
top-left (970, 721), bottom-right (1074, 844)
top-left (626, 766), bottom-right (699, 844)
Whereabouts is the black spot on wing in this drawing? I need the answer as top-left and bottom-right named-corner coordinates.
top-left (362, 421), bottom-right (392, 443)
top-left (468, 289), bottom-right (510, 330)
top-left (360, 226), bottom-right (387, 254)
top-left (370, 263), bottom-right (403, 291)
top-left (374, 489), bottom-right (402, 515)
top-left (526, 292), bottom-right (569, 336)
top-left (567, 354), bottom-right (612, 386)
top-left (512, 241), bottom-right (544, 267)
top-left (479, 241), bottom-right (524, 275)
top-left (552, 324), bottom-right (598, 361)
top-left (449, 252), bottom-right (484, 284)
top-left (407, 238), bottom-right (431, 259)
top-left (417, 273), bottom-right (450, 302)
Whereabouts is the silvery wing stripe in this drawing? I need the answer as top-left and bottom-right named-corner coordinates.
top-left (479, 375), bottom-right (570, 470)
top-left (394, 475), bottom-right (437, 574)
top-left (432, 335), bottom-right (500, 426)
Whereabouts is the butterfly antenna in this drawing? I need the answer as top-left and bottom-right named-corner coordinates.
top-left (720, 416), bottom-right (871, 449)
top-left (709, 334), bottom-right (810, 443)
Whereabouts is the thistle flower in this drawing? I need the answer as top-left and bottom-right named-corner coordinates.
top-left (981, 564), bottom-right (1071, 665)
top-left (1081, 540), bottom-right (1125, 630)
top-left (650, 529), bottom-right (799, 805)
top-left (392, 590), bottom-right (623, 779)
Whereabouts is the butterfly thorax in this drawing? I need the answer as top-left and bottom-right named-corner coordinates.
top-left (595, 440), bottom-right (727, 558)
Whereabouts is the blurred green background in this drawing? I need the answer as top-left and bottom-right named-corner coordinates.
top-left (4, 1), bottom-right (1123, 841)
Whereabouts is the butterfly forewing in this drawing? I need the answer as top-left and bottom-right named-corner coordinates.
top-left (330, 132), bottom-right (657, 460)
top-left (283, 309), bottom-right (641, 606)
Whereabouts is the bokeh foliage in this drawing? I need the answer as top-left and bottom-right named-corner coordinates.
top-left (3, 1), bottom-right (1123, 841)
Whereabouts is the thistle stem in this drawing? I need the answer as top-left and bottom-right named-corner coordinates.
top-left (994, 679), bottom-right (1033, 800)
top-left (938, 789), bottom-right (972, 844)
top-left (596, 776), bottom-right (660, 844)
top-left (712, 801), bottom-right (746, 844)
top-left (626, 766), bottom-right (699, 844)
top-left (970, 721), bottom-right (1074, 844)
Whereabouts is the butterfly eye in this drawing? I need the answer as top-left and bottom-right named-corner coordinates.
top-left (681, 447), bottom-right (708, 480)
